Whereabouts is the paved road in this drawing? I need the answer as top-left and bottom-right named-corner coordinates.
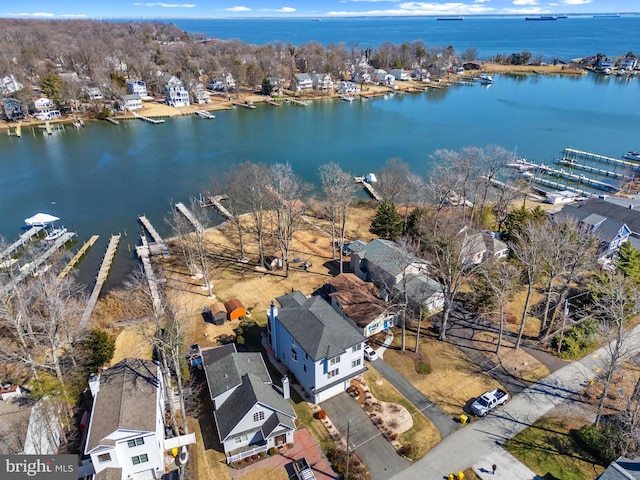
top-left (390, 325), bottom-right (640, 479)
top-left (371, 358), bottom-right (460, 438)
top-left (321, 392), bottom-right (409, 480)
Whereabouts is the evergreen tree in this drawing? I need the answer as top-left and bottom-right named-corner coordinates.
top-left (370, 201), bottom-right (403, 240)
top-left (79, 328), bottom-right (116, 373)
top-left (40, 72), bottom-right (64, 106)
top-left (615, 241), bottom-right (640, 284)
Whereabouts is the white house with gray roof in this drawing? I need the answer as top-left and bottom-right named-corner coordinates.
top-left (350, 239), bottom-right (444, 313)
top-left (201, 345), bottom-right (296, 463)
top-left (84, 358), bottom-right (195, 480)
top-left (266, 292), bottom-right (367, 404)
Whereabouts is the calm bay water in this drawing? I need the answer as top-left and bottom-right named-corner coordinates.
top-left (165, 16), bottom-right (640, 61)
top-left (1, 73), bottom-right (639, 287)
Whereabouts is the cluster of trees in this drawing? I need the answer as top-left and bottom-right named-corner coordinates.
top-left (0, 18), bottom-right (475, 112)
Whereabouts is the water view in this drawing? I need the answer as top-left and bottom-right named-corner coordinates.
top-left (1, 73), bottom-right (639, 286)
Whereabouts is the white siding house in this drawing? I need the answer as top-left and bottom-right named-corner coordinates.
top-left (84, 358), bottom-right (195, 480)
top-left (290, 73), bottom-right (313, 92)
top-left (126, 79), bottom-right (148, 97)
top-left (1, 74), bottom-right (24, 95)
top-left (266, 292), bottom-right (367, 404)
top-left (389, 69), bottom-right (410, 81)
top-left (310, 73), bottom-right (333, 91)
top-left (201, 345), bottom-right (296, 463)
top-left (32, 97), bottom-right (61, 120)
top-left (121, 94), bottom-right (143, 111)
top-left (164, 83), bottom-right (190, 107)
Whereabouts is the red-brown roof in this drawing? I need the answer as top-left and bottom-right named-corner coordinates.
top-left (327, 274), bottom-right (389, 327)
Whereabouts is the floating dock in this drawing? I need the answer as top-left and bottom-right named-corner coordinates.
top-left (175, 202), bottom-right (205, 232)
top-left (354, 177), bottom-right (383, 202)
top-left (135, 235), bottom-right (164, 317)
top-left (131, 110), bottom-right (165, 124)
top-left (285, 97), bottom-right (310, 107)
top-left (138, 215), bottom-right (170, 257)
top-left (562, 147), bottom-right (640, 172)
top-left (57, 235), bottom-right (99, 280)
top-left (557, 159), bottom-right (633, 181)
top-left (45, 121), bottom-right (53, 135)
top-left (79, 234), bottom-right (121, 329)
top-left (232, 101), bottom-right (256, 109)
top-left (522, 173), bottom-right (595, 198)
top-left (1, 231), bottom-right (76, 293)
top-left (105, 117), bottom-right (120, 125)
top-left (0, 226), bottom-right (44, 262)
top-left (530, 162), bottom-right (619, 193)
top-left (7, 124), bottom-right (21, 137)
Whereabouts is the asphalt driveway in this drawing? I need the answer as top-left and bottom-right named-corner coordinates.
top-left (321, 391), bottom-right (409, 480)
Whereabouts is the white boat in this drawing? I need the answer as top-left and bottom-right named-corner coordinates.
top-left (624, 151), bottom-right (640, 161)
top-left (196, 110), bottom-right (215, 119)
top-left (479, 74), bottom-right (494, 84)
top-left (341, 96), bottom-right (355, 102)
top-left (44, 227), bottom-right (67, 242)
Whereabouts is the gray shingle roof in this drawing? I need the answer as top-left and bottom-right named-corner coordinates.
top-left (579, 198), bottom-right (640, 234)
top-left (214, 373), bottom-right (295, 441)
top-left (359, 239), bottom-right (413, 278)
top-left (85, 358), bottom-right (160, 453)
top-left (557, 205), bottom-right (627, 243)
top-left (203, 350), bottom-right (270, 401)
top-left (275, 293), bottom-right (366, 361)
top-left (396, 275), bottom-right (442, 304)
top-left (597, 457), bottom-right (640, 480)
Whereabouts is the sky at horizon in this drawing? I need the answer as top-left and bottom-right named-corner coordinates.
top-left (1, 0), bottom-right (638, 19)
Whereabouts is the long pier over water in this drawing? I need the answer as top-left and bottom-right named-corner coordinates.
top-left (0, 226), bottom-right (44, 262)
top-left (175, 202), bottom-right (205, 232)
top-left (57, 235), bottom-right (99, 280)
top-left (79, 234), bottom-right (120, 329)
top-left (135, 236), bottom-right (164, 317)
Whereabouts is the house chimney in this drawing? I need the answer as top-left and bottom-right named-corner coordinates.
top-left (88, 373), bottom-right (100, 398)
top-left (282, 376), bottom-right (290, 400)
top-left (629, 204), bottom-right (634, 209)
top-left (268, 300), bottom-right (278, 321)
top-left (380, 289), bottom-right (389, 302)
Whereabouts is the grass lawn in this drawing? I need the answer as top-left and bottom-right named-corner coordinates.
top-left (384, 329), bottom-right (502, 416)
top-left (364, 366), bottom-right (441, 460)
top-left (503, 416), bottom-right (605, 480)
top-left (290, 388), bottom-right (336, 453)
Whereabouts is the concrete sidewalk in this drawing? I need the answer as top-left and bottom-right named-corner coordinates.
top-left (472, 450), bottom-right (541, 480)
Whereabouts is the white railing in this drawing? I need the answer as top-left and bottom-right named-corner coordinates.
top-left (227, 444), bottom-right (269, 464)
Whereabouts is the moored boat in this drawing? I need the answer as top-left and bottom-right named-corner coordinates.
top-left (45, 227), bottom-right (67, 242)
top-left (624, 151), bottom-right (640, 161)
top-left (479, 74), bottom-right (494, 84)
top-left (437, 16), bottom-right (463, 21)
top-left (525, 16), bottom-right (558, 20)
top-left (341, 96), bottom-right (355, 102)
top-left (196, 110), bottom-right (215, 119)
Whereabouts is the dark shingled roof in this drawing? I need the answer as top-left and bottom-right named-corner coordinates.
top-left (357, 239), bottom-right (414, 278)
top-left (557, 205), bottom-right (627, 244)
top-left (275, 293), bottom-right (366, 361)
top-left (203, 349), bottom-right (270, 401)
top-left (576, 198), bottom-right (640, 234)
top-left (85, 358), bottom-right (160, 453)
top-left (214, 373), bottom-right (296, 442)
top-left (597, 457), bottom-right (640, 480)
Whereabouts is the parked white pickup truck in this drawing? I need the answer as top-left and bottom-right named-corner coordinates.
top-left (470, 388), bottom-right (509, 416)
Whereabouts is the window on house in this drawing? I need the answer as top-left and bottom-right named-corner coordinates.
top-left (234, 434), bottom-right (249, 445)
top-left (253, 411), bottom-right (265, 422)
top-left (291, 349), bottom-right (298, 361)
top-left (303, 365), bottom-right (307, 372)
top-left (97, 453), bottom-right (111, 463)
top-left (352, 344), bottom-right (362, 353)
top-left (329, 355), bottom-right (341, 366)
top-left (292, 338), bottom-right (297, 347)
top-left (127, 437), bottom-right (145, 448)
top-left (327, 368), bottom-right (339, 379)
top-left (131, 454), bottom-right (149, 465)
top-left (352, 358), bottom-right (361, 368)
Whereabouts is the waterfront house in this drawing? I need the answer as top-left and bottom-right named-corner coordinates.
top-left (266, 292), bottom-right (367, 404)
top-left (290, 73), bottom-right (313, 92)
top-left (350, 239), bottom-right (444, 312)
top-left (337, 81), bottom-right (359, 94)
top-left (1, 98), bottom-right (26, 122)
top-left (121, 94), bottom-right (143, 111)
top-left (554, 202), bottom-right (631, 260)
top-left (619, 56), bottom-right (638, 71)
top-left (352, 70), bottom-right (372, 84)
top-left (207, 78), bottom-right (225, 91)
top-left (0, 74), bottom-right (23, 95)
top-left (263, 76), bottom-right (282, 95)
top-left (310, 73), bottom-right (333, 91)
top-left (411, 69), bottom-right (430, 81)
top-left (126, 79), bottom-right (148, 97)
top-left (223, 73), bottom-right (236, 90)
top-left (163, 82), bottom-right (190, 107)
top-left (201, 344), bottom-right (296, 463)
top-left (32, 97), bottom-right (61, 121)
top-left (389, 69), bottom-right (410, 81)
top-left (323, 273), bottom-right (397, 337)
top-left (84, 358), bottom-right (196, 480)
top-left (372, 69), bottom-right (395, 85)
top-left (596, 55), bottom-right (614, 71)
top-left (85, 86), bottom-right (104, 101)
top-left (192, 83), bottom-right (211, 104)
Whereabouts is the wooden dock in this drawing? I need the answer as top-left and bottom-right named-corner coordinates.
top-left (131, 110), bottom-right (165, 124)
top-left (0, 226), bottom-right (44, 261)
top-left (139, 215), bottom-right (170, 257)
top-left (530, 162), bottom-right (619, 193)
top-left (79, 234), bottom-right (121, 329)
top-left (135, 236), bottom-right (164, 317)
top-left (557, 159), bottom-right (633, 181)
top-left (232, 101), bottom-right (256, 109)
top-left (354, 177), bottom-right (383, 202)
top-left (7, 123), bottom-right (21, 137)
top-left (1, 231), bottom-right (76, 293)
top-left (563, 147), bottom-right (640, 172)
top-left (57, 235), bottom-right (99, 280)
top-left (524, 174), bottom-right (595, 198)
top-left (175, 202), bottom-right (205, 232)
top-left (265, 99), bottom-right (281, 107)
top-left (285, 97), bottom-right (310, 107)
top-left (105, 117), bottom-right (120, 125)
top-left (203, 195), bottom-right (235, 221)
top-left (45, 121), bottom-right (53, 135)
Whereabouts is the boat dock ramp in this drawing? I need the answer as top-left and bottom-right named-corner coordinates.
top-left (232, 101), bottom-right (256, 109)
top-left (105, 117), bottom-right (120, 125)
top-left (131, 110), bottom-right (165, 124)
top-left (57, 235), bottom-right (99, 280)
top-left (135, 236), bottom-right (165, 317)
top-left (0, 226), bottom-right (44, 263)
top-left (175, 202), bottom-right (205, 232)
top-left (138, 215), bottom-right (170, 257)
top-left (79, 234), bottom-right (121, 329)
top-left (7, 123), bottom-right (21, 137)
top-left (200, 195), bottom-right (235, 221)
top-left (1, 231), bottom-right (76, 294)
top-left (354, 177), bottom-right (383, 202)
